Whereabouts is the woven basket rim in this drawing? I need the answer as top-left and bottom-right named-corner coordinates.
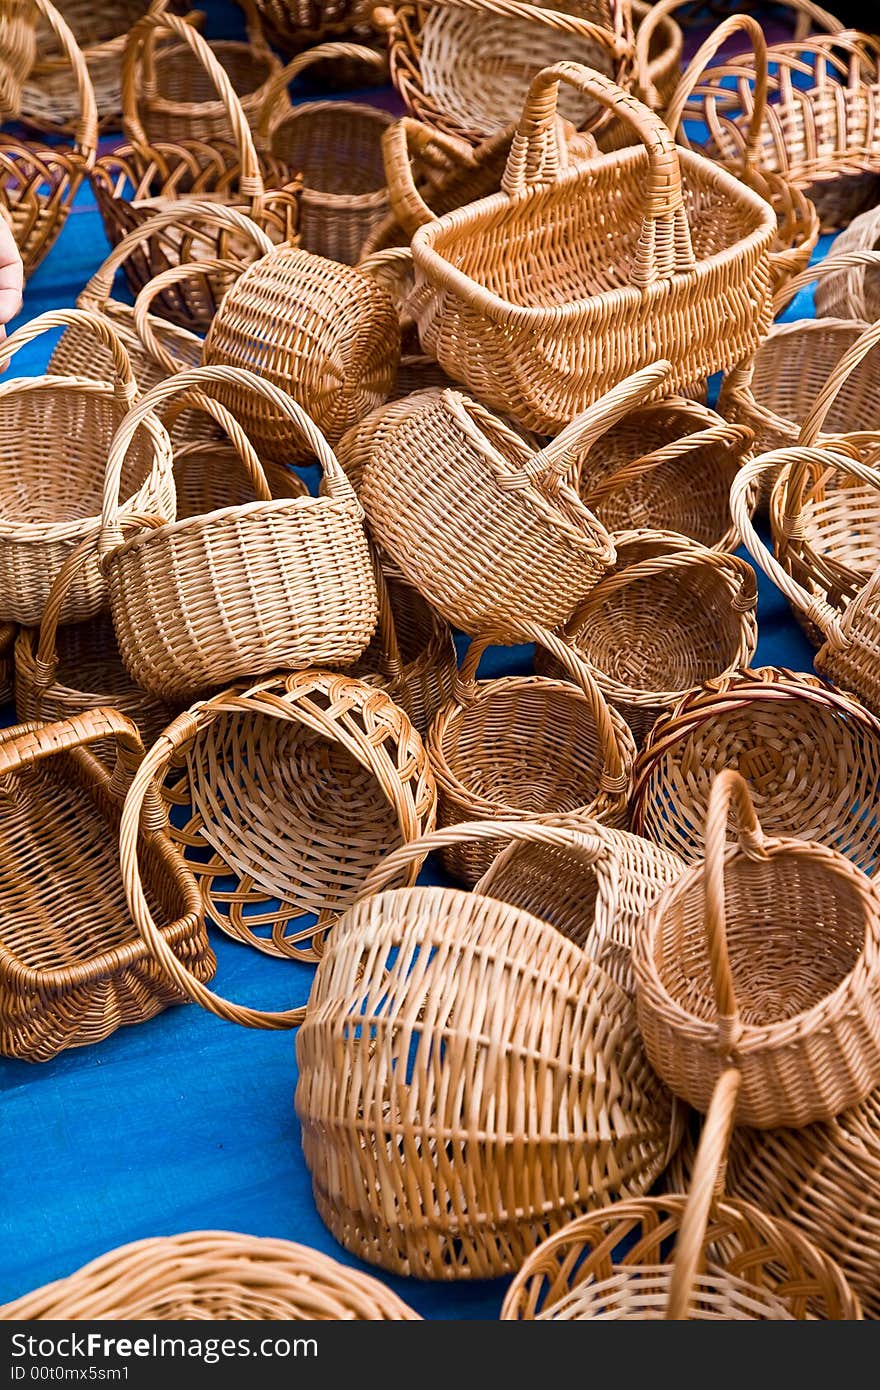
top-left (101, 491), bottom-right (356, 559)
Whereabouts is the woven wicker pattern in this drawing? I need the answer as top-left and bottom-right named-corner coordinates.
top-left (428, 624), bottom-right (636, 885)
top-left (411, 63), bottom-right (775, 433)
top-left (251, 0), bottom-right (370, 50)
top-left (816, 210), bottom-right (880, 321)
top-left (0, 1231), bottom-right (420, 1319)
top-left (297, 820), bottom-right (682, 1279)
top-left (123, 673), bottom-right (435, 1016)
top-left (0, 0), bottom-right (37, 120)
top-left (635, 769), bottom-right (880, 1128)
top-left (631, 666), bottom-right (880, 875)
top-left (537, 531), bottom-right (758, 745)
top-left (0, 709), bottom-right (213, 1063)
top-left (502, 1070), bottom-right (861, 1319)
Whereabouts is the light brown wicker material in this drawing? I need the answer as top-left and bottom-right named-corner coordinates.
top-left (635, 769), bottom-right (880, 1128)
top-left (297, 818), bottom-right (683, 1279)
top-left (0, 0), bottom-right (37, 120)
top-left (0, 708), bottom-right (213, 1063)
top-left (0, 308), bottom-right (174, 628)
top-left (501, 1068), bottom-right (861, 1320)
top-left (474, 812), bottom-right (685, 995)
top-left (427, 623), bottom-right (636, 885)
top-left (631, 666), bottom-right (880, 875)
top-left (0, 0), bottom-right (97, 277)
top-left (356, 245), bottom-right (463, 392)
top-left (123, 672), bottom-right (436, 1004)
top-left (0, 622), bottom-right (14, 705)
top-left (816, 208), bottom-right (880, 321)
top-left (203, 246), bottom-right (400, 462)
top-left (410, 63), bottom-right (775, 433)
top-left (376, 0), bottom-right (634, 148)
top-left (574, 396), bottom-right (753, 551)
top-left (0, 1231), bottom-right (420, 1320)
top-left (99, 366), bottom-right (378, 701)
top-left (89, 10), bottom-right (300, 332)
top-left (251, 0), bottom-right (371, 51)
top-left (538, 531), bottom-right (758, 745)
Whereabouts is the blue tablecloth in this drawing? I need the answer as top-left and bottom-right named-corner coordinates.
top-left (0, 1), bottom-right (827, 1320)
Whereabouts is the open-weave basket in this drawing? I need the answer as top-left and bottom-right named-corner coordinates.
top-left (0, 709), bottom-right (213, 1063)
top-left (574, 396), bottom-right (753, 552)
top-left (631, 666), bottom-right (880, 875)
top-left (0, 0), bottom-right (97, 277)
top-left (360, 372), bottom-right (673, 637)
top-left (427, 624), bottom-right (636, 885)
top-left (816, 207), bottom-right (880, 321)
top-left (98, 366), bottom-right (378, 700)
top-left (536, 531), bottom-right (758, 745)
top-left (297, 818), bottom-right (683, 1279)
top-left (0, 1232), bottom-right (420, 1320)
top-left (0, 0), bottom-right (37, 120)
top-left (636, 769), bottom-right (880, 1128)
top-left (410, 62), bottom-right (775, 433)
top-left (502, 1069), bottom-right (861, 1319)
top-left (0, 308), bottom-right (173, 627)
top-left (250, 0), bottom-right (372, 51)
top-left (474, 811), bottom-right (685, 995)
top-left (90, 10), bottom-right (300, 332)
top-left (375, 0), bottom-right (635, 147)
top-left (123, 672), bottom-right (436, 1003)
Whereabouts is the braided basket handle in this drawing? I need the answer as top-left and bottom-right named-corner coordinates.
top-left (0, 307), bottom-right (138, 406)
top-left (132, 258), bottom-right (243, 376)
top-left (502, 63), bottom-right (694, 287)
top-left (381, 117), bottom-right (480, 236)
top-left (121, 11), bottom-right (265, 202)
top-left (582, 414), bottom-right (753, 506)
top-left (664, 14), bottom-right (768, 173)
top-left (254, 40), bottom-right (388, 143)
top-left (665, 1067), bottom-right (743, 1321)
top-left (36, 0), bottom-right (97, 163)
top-left (78, 198), bottom-right (273, 313)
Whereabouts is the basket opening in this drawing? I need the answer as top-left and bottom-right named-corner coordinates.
top-left (149, 42), bottom-right (274, 106)
top-left (272, 106), bottom-right (388, 197)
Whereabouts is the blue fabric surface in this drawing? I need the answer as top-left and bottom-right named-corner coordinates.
top-left (0, 8), bottom-right (830, 1319)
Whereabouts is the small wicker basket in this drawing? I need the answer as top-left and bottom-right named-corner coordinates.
top-left (502, 1069), bottom-right (861, 1319)
top-left (296, 818), bottom-right (683, 1279)
top-left (250, 0), bottom-right (372, 51)
top-left (0, 708), bottom-right (214, 1063)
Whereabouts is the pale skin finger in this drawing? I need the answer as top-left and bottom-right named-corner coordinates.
top-left (0, 214), bottom-right (24, 366)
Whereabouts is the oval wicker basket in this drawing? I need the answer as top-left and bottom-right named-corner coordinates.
top-left (631, 666), bottom-right (880, 875)
top-left (0, 0), bottom-right (37, 121)
top-left (536, 531), bottom-right (758, 745)
top-left (296, 818), bottom-right (683, 1279)
top-left (0, 308), bottom-right (174, 628)
top-left (816, 207), bottom-right (880, 321)
top-left (0, 708), bottom-right (213, 1063)
top-left (635, 769), bottom-right (880, 1128)
top-left (336, 387), bottom-right (449, 491)
top-left (428, 623), bottom-right (636, 885)
top-left (0, 0), bottom-right (97, 277)
top-left (501, 1068), bottom-right (861, 1319)
top-left (474, 811), bottom-right (685, 995)
top-left (0, 1231), bottom-right (420, 1319)
top-left (123, 672), bottom-right (436, 1008)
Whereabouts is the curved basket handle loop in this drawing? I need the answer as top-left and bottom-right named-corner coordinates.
top-left (582, 416), bottom-right (753, 506)
top-left (771, 248), bottom-right (880, 317)
top-left (502, 63), bottom-right (694, 287)
top-left (36, 0), bottom-right (98, 163)
top-left (255, 40), bottom-right (388, 143)
top-left (0, 307), bottom-right (138, 406)
top-left (133, 259), bottom-right (243, 376)
top-left (586, 543), bottom-right (758, 613)
top-left (664, 15), bottom-right (768, 174)
top-left (161, 391), bottom-right (274, 504)
top-left (665, 1068), bottom-right (743, 1320)
top-left (381, 117), bottom-right (480, 237)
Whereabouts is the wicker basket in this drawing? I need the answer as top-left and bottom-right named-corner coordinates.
top-left (297, 818), bottom-right (683, 1279)
top-left (816, 208), bottom-right (880, 321)
top-left (203, 246), bottom-right (400, 462)
top-left (635, 768), bottom-right (880, 1128)
top-left (574, 396), bottom-right (753, 552)
top-left (410, 63), bottom-right (775, 433)
top-left (0, 0), bottom-right (37, 121)
top-left (124, 671), bottom-right (436, 998)
top-left (375, 0), bottom-right (635, 148)
top-left (98, 366), bottom-right (378, 700)
top-left (0, 708), bottom-right (213, 1063)
top-left (0, 1231), bottom-right (420, 1320)
top-left (251, 0), bottom-right (372, 51)
top-left (89, 10), bottom-right (300, 333)
top-left (536, 531), bottom-right (758, 746)
top-left (336, 388), bottom-right (446, 490)
top-left (0, 0), bottom-right (97, 277)
top-left (427, 623), bottom-right (636, 885)
top-left (631, 666), bottom-right (880, 875)
top-left (501, 1069), bottom-right (861, 1319)
top-left (0, 308), bottom-right (174, 628)
top-left (474, 811), bottom-right (685, 995)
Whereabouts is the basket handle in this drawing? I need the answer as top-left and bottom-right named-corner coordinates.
top-left (78, 198), bottom-right (273, 314)
top-left (665, 1067), bottom-right (743, 1321)
top-left (663, 15), bottom-right (768, 174)
top-left (370, 553), bottom-right (404, 680)
top-left (583, 542), bottom-right (758, 612)
top-left (581, 414), bottom-right (753, 506)
top-left (501, 64), bottom-right (695, 288)
top-left (121, 10), bottom-right (265, 202)
top-left (375, 0), bottom-right (632, 56)
top-left (132, 259), bottom-right (243, 377)
top-left (254, 40), bottom-right (389, 144)
top-left (771, 247), bottom-right (880, 317)
top-left (36, 0), bottom-right (98, 164)
top-left (0, 307), bottom-right (138, 407)
top-left (100, 365), bottom-right (355, 555)
top-left (380, 117), bottom-right (482, 237)
top-left (163, 392), bottom-right (275, 503)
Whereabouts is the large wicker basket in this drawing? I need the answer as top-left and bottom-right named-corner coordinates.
top-left (0, 709), bottom-right (213, 1063)
top-left (410, 63), bottom-right (775, 432)
top-left (502, 1069), bottom-right (861, 1319)
top-left (296, 818), bottom-right (683, 1279)
top-left (0, 1232), bottom-right (420, 1319)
